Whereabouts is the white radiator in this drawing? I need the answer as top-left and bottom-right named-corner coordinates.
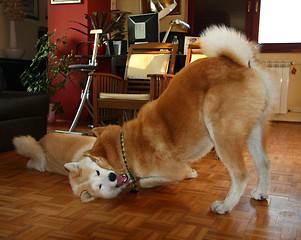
top-left (263, 60), bottom-right (290, 114)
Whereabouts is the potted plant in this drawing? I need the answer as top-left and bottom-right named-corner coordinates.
top-left (70, 10), bottom-right (129, 55)
top-left (20, 29), bottom-right (79, 121)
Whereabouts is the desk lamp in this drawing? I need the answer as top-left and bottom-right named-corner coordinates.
top-left (162, 19), bottom-right (190, 43)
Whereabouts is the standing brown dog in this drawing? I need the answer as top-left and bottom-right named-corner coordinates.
top-left (84, 26), bottom-right (277, 214)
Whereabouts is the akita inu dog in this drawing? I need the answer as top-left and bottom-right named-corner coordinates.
top-left (13, 133), bottom-right (129, 202)
top-left (83, 26), bottom-right (277, 214)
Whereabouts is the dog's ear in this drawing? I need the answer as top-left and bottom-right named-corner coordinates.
top-left (80, 190), bottom-right (97, 203)
top-left (84, 152), bottom-right (112, 170)
top-left (64, 162), bottom-right (80, 175)
top-left (92, 127), bottom-right (105, 137)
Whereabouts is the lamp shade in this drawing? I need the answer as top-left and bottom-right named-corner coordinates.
top-left (150, 0), bottom-right (177, 19)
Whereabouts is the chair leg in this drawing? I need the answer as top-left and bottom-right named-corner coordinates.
top-left (55, 75), bottom-right (93, 136)
top-left (118, 110), bottom-right (124, 126)
top-left (93, 108), bottom-right (100, 128)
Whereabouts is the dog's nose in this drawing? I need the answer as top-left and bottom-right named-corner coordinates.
top-left (108, 172), bottom-right (117, 182)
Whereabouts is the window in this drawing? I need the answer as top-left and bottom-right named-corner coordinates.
top-left (246, 0), bottom-right (301, 52)
top-left (258, 0), bottom-right (301, 44)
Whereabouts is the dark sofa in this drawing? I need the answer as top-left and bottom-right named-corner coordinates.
top-left (0, 58), bottom-right (49, 152)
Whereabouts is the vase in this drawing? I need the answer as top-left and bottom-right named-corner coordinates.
top-left (3, 20), bottom-right (25, 59)
top-left (47, 103), bottom-right (56, 124)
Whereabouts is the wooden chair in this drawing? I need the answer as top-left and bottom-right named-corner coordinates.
top-left (147, 42), bottom-right (206, 99)
top-left (92, 42), bottom-right (178, 126)
top-left (185, 42), bottom-right (207, 65)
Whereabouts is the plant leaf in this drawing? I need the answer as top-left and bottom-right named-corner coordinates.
top-left (93, 12), bottom-right (99, 29)
top-left (70, 21), bottom-right (91, 30)
top-left (69, 27), bottom-right (92, 38)
top-left (100, 11), bottom-right (107, 29)
top-left (85, 14), bottom-right (97, 29)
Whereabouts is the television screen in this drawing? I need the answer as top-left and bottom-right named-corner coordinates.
top-left (127, 13), bottom-right (159, 45)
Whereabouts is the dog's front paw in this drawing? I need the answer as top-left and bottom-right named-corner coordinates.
top-left (251, 189), bottom-right (268, 201)
top-left (210, 201), bottom-right (231, 214)
top-left (190, 169), bottom-right (198, 178)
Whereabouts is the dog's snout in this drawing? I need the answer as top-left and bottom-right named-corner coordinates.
top-left (108, 172), bottom-right (117, 182)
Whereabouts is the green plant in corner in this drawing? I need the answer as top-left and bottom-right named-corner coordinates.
top-left (21, 30), bottom-right (79, 116)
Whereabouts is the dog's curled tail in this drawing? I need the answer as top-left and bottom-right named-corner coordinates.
top-left (13, 135), bottom-right (46, 172)
top-left (200, 25), bottom-right (255, 67)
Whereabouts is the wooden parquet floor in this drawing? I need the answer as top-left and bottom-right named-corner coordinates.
top-left (0, 121), bottom-right (301, 240)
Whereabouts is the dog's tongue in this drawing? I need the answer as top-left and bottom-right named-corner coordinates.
top-left (116, 174), bottom-right (128, 187)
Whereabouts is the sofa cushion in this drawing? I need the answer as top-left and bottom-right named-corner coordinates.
top-left (0, 116), bottom-right (47, 152)
top-left (0, 91), bottom-right (49, 152)
top-left (0, 67), bottom-right (6, 93)
top-left (0, 91), bottom-right (49, 121)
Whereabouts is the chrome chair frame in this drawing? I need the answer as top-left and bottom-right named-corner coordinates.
top-left (56, 29), bottom-right (102, 135)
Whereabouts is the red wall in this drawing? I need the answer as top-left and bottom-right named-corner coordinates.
top-left (48, 0), bottom-right (110, 121)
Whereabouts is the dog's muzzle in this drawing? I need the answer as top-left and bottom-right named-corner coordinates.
top-left (108, 172), bottom-right (128, 187)
top-left (109, 172), bottom-right (117, 182)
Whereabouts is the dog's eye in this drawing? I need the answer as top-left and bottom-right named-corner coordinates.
top-left (96, 170), bottom-right (100, 176)
top-left (99, 184), bottom-right (102, 189)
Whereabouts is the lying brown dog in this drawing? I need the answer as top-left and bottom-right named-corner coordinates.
top-left (84, 26), bottom-right (277, 214)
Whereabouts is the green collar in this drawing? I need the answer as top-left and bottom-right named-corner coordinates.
top-left (120, 130), bottom-right (138, 193)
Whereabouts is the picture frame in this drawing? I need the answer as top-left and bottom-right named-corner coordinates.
top-left (141, 0), bottom-right (180, 15)
top-left (183, 36), bottom-right (200, 55)
top-left (51, 0), bottom-right (82, 4)
top-left (23, 0), bottom-right (39, 20)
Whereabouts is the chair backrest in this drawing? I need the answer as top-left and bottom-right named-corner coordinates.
top-left (68, 29), bottom-right (102, 72)
top-left (185, 42), bottom-right (207, 65)
top-left (124, 42), bottom-right (177, 94)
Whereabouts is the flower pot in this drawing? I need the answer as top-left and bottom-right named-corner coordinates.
top-left (92, 43), bottom-right (106, 55)
top-left (47, 103), bottom-right (56, 123)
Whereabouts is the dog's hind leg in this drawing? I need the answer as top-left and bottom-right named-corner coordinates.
top-left (211, 138), bottom-right (249, 214)
top-left (204, 114), bottom-right (250, 214)
top-left (247, 119), bottom-right (270, 201)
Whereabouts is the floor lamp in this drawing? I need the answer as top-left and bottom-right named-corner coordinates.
top-left (150, 0), bottom-right (177, 19)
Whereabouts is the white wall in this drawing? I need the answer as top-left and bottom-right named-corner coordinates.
top-left (0, 1), bottom-right (48, 60)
